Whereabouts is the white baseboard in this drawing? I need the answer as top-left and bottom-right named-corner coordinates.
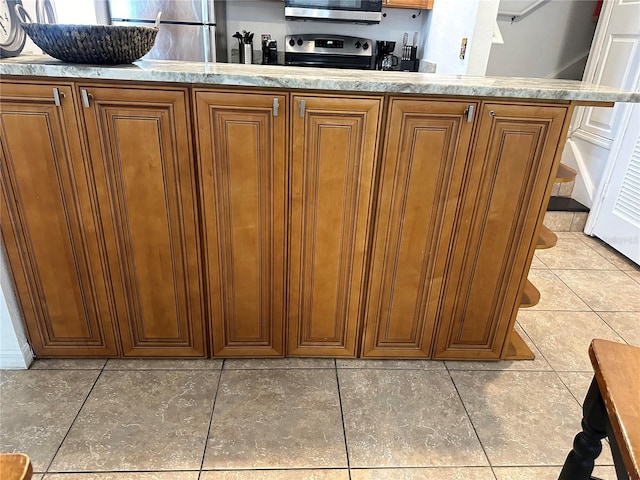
top-left (0, 342), bottom-right (33, 370)
top-left (563, 138), bottom-right (597, 205)
top-left (545, 50), bottom-right (590, 80)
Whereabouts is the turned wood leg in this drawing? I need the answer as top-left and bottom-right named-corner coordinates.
top-left (559, 378), bottom-right (608, 480)
top-left (606, 419), bottom-right (632, 480)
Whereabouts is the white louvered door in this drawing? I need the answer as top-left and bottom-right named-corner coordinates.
top-left (562, 0), bottom-right (640, 208)
top-left (592, 103), bottom-right (640, 264)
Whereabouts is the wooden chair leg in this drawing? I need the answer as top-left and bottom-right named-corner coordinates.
top-left (559, 378), bottom-right (608, 480)
top-left (606, 420), bottom-right (632, 480)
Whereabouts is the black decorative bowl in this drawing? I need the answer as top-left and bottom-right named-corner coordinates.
top-left (21, 23), bottom-right (159, 65)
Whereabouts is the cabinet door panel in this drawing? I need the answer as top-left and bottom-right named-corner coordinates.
top-left (289, 95), bottom-right (381, 357)
top-left (385, 0), bottom-right (433, 9)
top-left (195, 91), bottom-right (287, 357)
top-left (81, 86), bottom-right (205, 357)
top-left (362, 98), bottom-right (477, 358)
top-left (434, 103), bottom-right (568, 359)
top-left (0, 82), bottom-right (119, 356)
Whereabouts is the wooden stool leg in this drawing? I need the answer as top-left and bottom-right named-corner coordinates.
top-left (559, 378), bottom-right (608, 480)
top-left (606, 421), bottom-right (631, 480)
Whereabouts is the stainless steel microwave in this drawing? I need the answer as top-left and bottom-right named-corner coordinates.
top-left (284, 0), bottom-right (382, 24)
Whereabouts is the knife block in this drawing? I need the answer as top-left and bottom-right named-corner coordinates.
top-left (400, 46), bottom-right (419, 72)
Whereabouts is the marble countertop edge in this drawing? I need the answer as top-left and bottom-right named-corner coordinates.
top-left (1, 56), bottom-right (639, 103)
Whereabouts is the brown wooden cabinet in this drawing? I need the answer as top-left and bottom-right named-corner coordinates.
top-left (79, 84), bottom-right (206, 357)
top-left (0, 82), bottom-right (119, 357)
top-left (362, 98), bottom-right (478, 358)
top-left (288, 94), bottom-right (382, 357)
top-left (194, 89), bottom-right (288, 357)
top-left (384, 0), bottom-right (434, 9)
top-left (1, 77), bottom-right (577, 361)
top-left (433, 102), bottom-right (569, 360)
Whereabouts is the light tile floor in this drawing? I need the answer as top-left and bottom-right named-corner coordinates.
top-left (1, 232), bottom-right (638, 480)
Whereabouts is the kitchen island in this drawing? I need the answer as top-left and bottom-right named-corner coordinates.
top-left (1, 56), bottom-right (638, 360)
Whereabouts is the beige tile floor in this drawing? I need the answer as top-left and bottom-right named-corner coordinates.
top-left (1, 232), bottom-right (638, 480)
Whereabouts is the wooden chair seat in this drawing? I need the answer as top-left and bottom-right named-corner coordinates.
top-left (559, 339), bottom-right (640, 480)
top-left (0, 453), bottom-right (32, 480)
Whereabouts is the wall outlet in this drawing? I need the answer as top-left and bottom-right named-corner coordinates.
top-left (459, 37), bottom-right (468, 60)
top-left (261, 34), bottom-right (271, 44)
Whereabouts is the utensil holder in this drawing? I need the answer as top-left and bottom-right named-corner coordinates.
top-left (240, 43), bottom-right (253, 64)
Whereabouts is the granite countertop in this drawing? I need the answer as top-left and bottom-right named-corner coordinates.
top-left (1, 55), bottom-right (639, 103)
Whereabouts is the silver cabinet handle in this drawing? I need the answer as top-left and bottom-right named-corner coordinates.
top-left (464, 104), bottom-right (475, 123)
top-left (299, 99), bottom-right (306, 118)
top-left (489, 110), bottom-right (495, 117)
top-left (81, 89), bottom-right (93, 108)
top-left (273, 98), bottom-right (279, 117)
top-left (52, 87), bottom-right (65, 106)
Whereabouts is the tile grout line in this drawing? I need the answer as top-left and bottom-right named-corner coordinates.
top-left (545, 267), bottom-right (640, 324)
top-left (570, 237), bottom-right (622, 270)
top-left (489, 466), bottom-right (500, 479)
top-left (534, 267), bottom-right (621, 271)
top-left (544, 268), bottom-right (596, 313)
top-left (446, 367), bottom-right (555, 373)
top-left (43, 360), bottom-right (107, 474)
top-left (534, 252), bottom-right (550, 270)
top-left (525, 310), bottom-right (592, 315)
top-left (520, 264), bottom-right (630, 412)
top-left (553, 367), bottom-right (589, 408)
top-left (334, 359), bottom-right (352, 480)
top-left (197, 359), bottom-right (226, 479)
top-left (39, 469), bottom-right (201, 475)
top-left (517, 316), bottom-right (602, 387)
top-left (444, 362), bottom-right (497, 479)
top-left (520, 306), bottom-right (596, 408)
top-left (574, 234), bottom-right (640, 271)
top-left (624, 270), bottom-right (640, 284)
top-left (543, 232), bottom-right (622, 270)
top-left (514, 323), bottom-right (555, 370)
top-left (548, 264), bottom-right (640, 312)
top-left (593, 311), bottom-right (631, 345)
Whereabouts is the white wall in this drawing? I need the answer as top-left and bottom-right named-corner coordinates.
top-left (17, 1), bottom-right (99, 55)
top-left (487, 0), bottom-right (598, 79)
top-left (226, 0), bottom-right (428, 63)
top-left (55, 0), bottom-right (99, 24)
top-left (19, 0), bottom-right (43, 55)
top-left (0, 247), bottom-right (32, 369)
top-left (467, 0), bottom-right (501, 75)
top-left (422, 0), bottom-right (499, 75)
top-left (227, 0), bottom-right (499, 75)
top-left (1, 0), bottom-right (41, 369)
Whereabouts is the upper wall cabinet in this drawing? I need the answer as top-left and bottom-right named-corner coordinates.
top-left (0, 82), bottom-right (120, 357)
top-left (194, 89), bottom-right (288, 357)
top-left (384, 0), bottom-right (434, 9)
top-left (78, 84), bottom-right (206, 357)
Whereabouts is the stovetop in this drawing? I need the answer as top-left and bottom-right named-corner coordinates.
top-left (284, 34), bottom-right (373, 70)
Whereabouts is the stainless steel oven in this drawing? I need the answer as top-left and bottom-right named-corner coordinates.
top-left (285, 34), bottom-right (374, 69)
top-left (285, 0), bottom-right (382, 24)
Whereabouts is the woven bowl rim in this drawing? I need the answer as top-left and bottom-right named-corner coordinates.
top-left (21, 22), bottom-right (159, 64)
top-left (21, 22), bottom-right (159, 32)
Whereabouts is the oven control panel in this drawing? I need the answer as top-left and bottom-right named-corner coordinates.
top-left (285, 34), bottom-right (372, 57)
